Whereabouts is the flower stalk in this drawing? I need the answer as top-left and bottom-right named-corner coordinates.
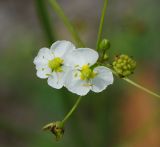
top-left (104, 64), bottom-right (160, 99)
top-left (48, 0), bottom-right (85, 47)
top-left (96, 0), bottom-right (109, 50)
top-left (62, 96), bottom-right (82, 125)
top-left (123, 77), bottom-right (160, 99)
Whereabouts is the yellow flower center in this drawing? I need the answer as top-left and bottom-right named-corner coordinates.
top-left (48, 57), bottom-right (64, 72)
top-left (80, 64), bottom-right (97, 80)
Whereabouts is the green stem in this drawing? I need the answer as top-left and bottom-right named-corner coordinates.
top-left (35, 0), bottom-right (55, 45)
top-left (62, 96), bottom-right (82, 124)
top-left (96, 0), bottom-right (109, 50)
top-left (123, 77), bottom-right (160, 98)
top-left (104, 64), bottom-right (160, 99)
top-left (48, 0), bottom-right (85, 47)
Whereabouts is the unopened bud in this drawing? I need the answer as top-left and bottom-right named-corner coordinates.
top-left (99, 39), bottom-right (110, 51)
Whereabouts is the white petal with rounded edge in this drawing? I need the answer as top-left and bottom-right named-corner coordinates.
top-left (65, 70), bottom-right (91, 96)
top-left (47, 66), bottom-right (70, 89)
top-left (36, 67), bottom-right (51, 79)
top-left (35, 63), bottom-right (47, 71)
top-left (50, 40), bottom-right (75, 58)
top-left (65, 48), bottom-right (99, 68)
top-left (91, 66), bottom-right (113, 93)
top-left (33, 47), bottom-right (54, 66)
top-left (47, 73), bottom-right (64, 89)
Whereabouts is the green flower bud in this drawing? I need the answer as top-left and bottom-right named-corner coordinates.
top-left (112, 54), bottom-right (136, 77)
top-left (43, 121), bottom-right (64, 141)
top-left (99, 39), bottom-right (110, 51)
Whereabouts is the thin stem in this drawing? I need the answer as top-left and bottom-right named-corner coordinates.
top-left (35, 0), bottom-right (55, 45)
top-left (123, 77), bottom-right (160, 98)
top-left (48, 0), bottom-right (85, 47)
top-left (96, 0), bottom-right (108, 50)
top-left (104, 64), bottom-right (160, 99)
top-left (62, 96), bottom-right (82, 124)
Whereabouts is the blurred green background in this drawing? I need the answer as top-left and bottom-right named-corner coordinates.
top-left (0, 0), bottom-right (160, 147)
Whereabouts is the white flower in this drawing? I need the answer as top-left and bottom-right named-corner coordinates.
top-left (33, 40), bottom-right (75, 89)
top-left (65, 48), bottom-right (114, 96)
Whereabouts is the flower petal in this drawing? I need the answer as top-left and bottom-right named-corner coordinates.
top-left (36, 67), bottom-right (51, 79)
top-left (47, 73), bottom-right (64, 89)
top-left (65, 70), bottom-right (91, 96)
top-left (35, 63), bottom-right (48, 71)
top-left (65, 48), bottom-right (99, 68)
top-left (91, 66), bottom-right (113, 93)
top-left (33, 47), bottom-right (54, 66)
top-left (50, 40), bottom-right (75, 58)
top-left (47, 66), bottom-right (70, 89)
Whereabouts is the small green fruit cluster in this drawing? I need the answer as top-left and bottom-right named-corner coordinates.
top-left (112, 54), bottom-right (136, 77)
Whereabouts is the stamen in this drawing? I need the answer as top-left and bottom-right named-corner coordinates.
top-left (80, 64), bottom-right (97, 80)
top-left (48, 57), bottom-right (64, 72)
